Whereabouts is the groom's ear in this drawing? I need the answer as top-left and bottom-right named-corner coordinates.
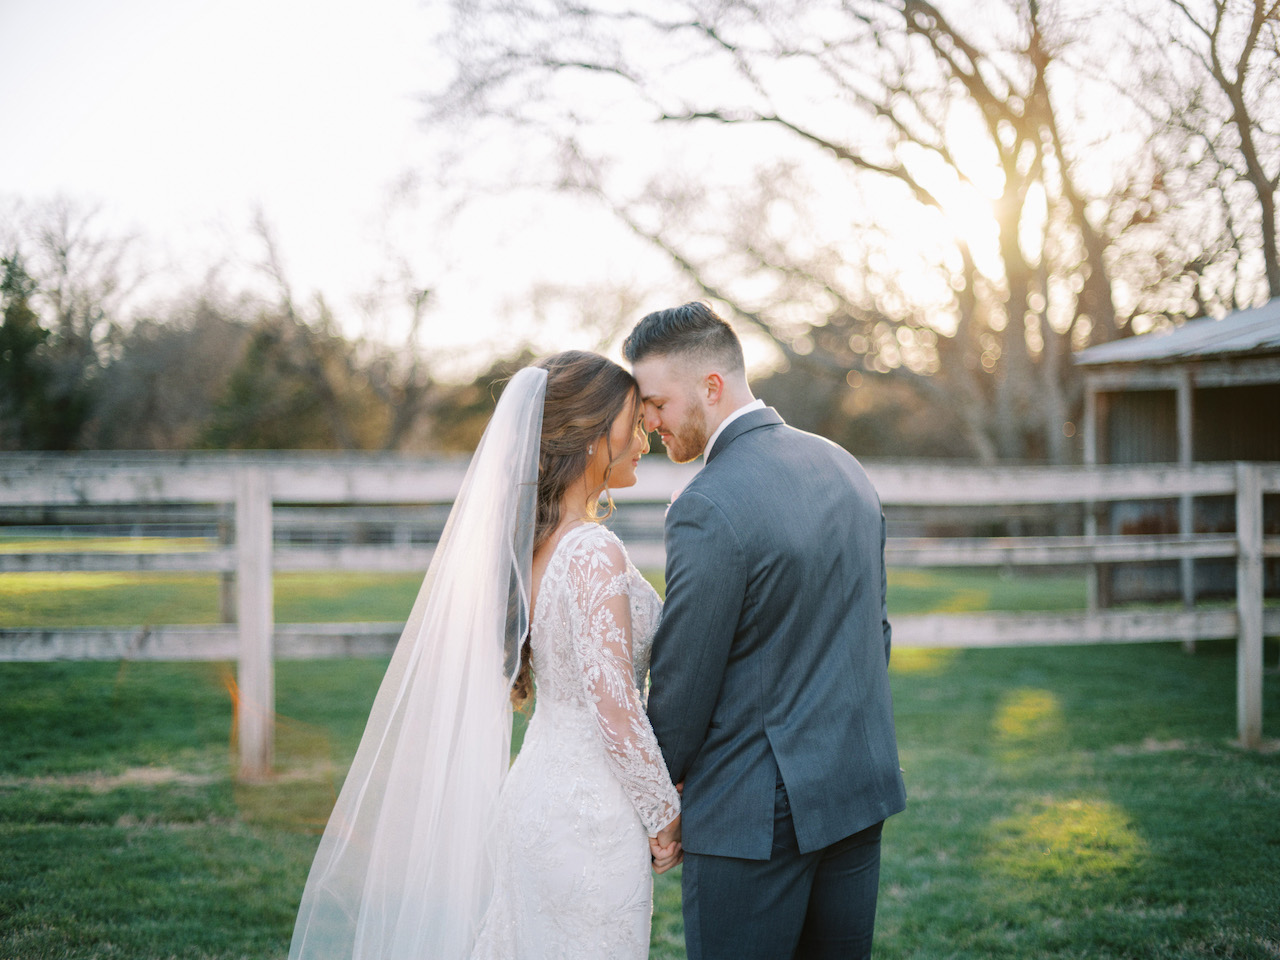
top-left (703, 372), bottom-right (725, 404)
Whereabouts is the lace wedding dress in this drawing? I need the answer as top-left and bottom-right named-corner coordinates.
top-left (470, 522), bottom-right (681, 960)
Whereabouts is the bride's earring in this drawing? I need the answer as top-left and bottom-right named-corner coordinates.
top-left (588, 445), bottom-right (594, 455)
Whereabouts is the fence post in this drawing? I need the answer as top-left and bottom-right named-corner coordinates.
top-left (1235, 462), bottom-right (1263, 749)
top-left (235, 468), bottom-right (274, 779)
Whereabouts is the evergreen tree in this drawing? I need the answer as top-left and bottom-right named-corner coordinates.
top-left (0, 254), bottom-right (86, 449)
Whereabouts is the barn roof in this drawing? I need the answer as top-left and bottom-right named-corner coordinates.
top-left (1075, 296), bottom-right (1280, 366)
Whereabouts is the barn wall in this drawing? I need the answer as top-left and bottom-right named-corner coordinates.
top-left (1194, 384), bottom-right (1280, 461)
top-left (1098, 380), bottom-right (1279, 604)
top-left (1105, 390), bottom-right (1178, 464)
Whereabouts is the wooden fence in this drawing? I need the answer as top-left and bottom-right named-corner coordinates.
top-left (1, 452), bottom-right (1276, 777)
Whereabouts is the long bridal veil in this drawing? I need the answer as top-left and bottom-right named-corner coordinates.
top-left (289, 366), bottom-right (547, 960)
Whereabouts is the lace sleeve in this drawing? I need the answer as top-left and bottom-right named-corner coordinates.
top-left (566, 531), bottom-right (681, 837)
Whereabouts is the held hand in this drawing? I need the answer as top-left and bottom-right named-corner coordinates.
top-left (649, 835), bottom-right (682, 873)
top-left (651, 846), bottom-right (682, 873)
top-left (649, 813), bottom-right (683, 874)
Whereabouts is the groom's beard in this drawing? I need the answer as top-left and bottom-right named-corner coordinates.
top-left (661, 405), bottom-right (709, 464)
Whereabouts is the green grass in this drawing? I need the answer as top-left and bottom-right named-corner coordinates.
top-left (2, 557), bottom-right (1278, 958)
top-left (0, 560), bottom-right (1084, 630)
top-left (887, 566), bottom-right (1087, 614)
top-left (879, 639), bottom-right (1280, 959)
top-left (0, 569), bottom-right (425, 628)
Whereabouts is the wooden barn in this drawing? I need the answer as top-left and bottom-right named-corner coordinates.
top-left (1075, 297), bottom-right (1280, 605)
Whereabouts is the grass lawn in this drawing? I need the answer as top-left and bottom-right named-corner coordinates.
top-left (0, 561), bottom-right (1085, 629)
top-left (2, 562), bottom-right (1278, 959)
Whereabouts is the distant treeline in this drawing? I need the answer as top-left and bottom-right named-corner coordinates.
top-left (0, 201), bottom-right (974, 460)
top-left (0, 207), bottom-right (528, 455)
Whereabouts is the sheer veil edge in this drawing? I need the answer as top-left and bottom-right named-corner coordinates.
top-left (288, 366), bottom-right (547, 960)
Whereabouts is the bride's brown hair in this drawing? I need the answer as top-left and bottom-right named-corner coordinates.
top-left (510, 350), bottom-right (643, 707)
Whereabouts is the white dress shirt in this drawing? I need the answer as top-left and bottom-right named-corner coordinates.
top-left (703, 398), bottom-right (766, 460)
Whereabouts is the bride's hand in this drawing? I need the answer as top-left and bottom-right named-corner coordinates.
top-left (650, 839), bottom-right (682, 873)
top-left (650, 813), bottom-right (683, 873)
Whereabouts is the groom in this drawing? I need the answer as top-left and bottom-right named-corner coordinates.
top-left (625, 303), bottom-right (906, 960)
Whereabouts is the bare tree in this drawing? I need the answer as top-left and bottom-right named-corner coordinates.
top-left (248, 212), bottom-right (368, 449)
top-left (1127, 0), bottom-right (1279, 312)
top-left (86, 291), bottom-right (253, 449)
top-left (432, 0), bottom-right (1266, 462)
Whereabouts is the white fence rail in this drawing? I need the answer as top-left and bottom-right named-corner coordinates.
top-left (1, 453), bottom-right (1277, 775)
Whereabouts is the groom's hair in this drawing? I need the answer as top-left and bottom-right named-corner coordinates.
top-left (622, 301), bottom-right (745, 373)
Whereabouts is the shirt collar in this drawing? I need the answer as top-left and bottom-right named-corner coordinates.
top-left (703, 398), bottom-right (766, 461)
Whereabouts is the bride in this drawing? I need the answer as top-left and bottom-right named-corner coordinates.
top-left (289, 351), bottom-right (682, 960)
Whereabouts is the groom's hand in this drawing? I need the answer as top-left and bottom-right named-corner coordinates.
top-left (650, 813), bottom-right (683, 874)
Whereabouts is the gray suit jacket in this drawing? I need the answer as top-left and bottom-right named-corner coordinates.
top-left (647, 407), bottom-right (906, 859)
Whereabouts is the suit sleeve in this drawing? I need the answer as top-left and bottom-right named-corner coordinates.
top-left (881, 512), bottom-right (892, 664)
top-left (647, 490), bottom-right (748, 786)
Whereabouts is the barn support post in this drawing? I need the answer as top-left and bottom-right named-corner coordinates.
top-left (1177, 369), bottom-right (1195, 651)
top-left (235, 468), bottom-right (275, 779)
top-left (1082, 383), bottom-right (1099, 613)
top-left (1235, 462), bottom-right (1263, 749)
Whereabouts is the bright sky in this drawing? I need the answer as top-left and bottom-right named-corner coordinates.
top-left (0, 0), bottom-right (1150, 377)
top-left (0, 0), bottom-right (665, 370)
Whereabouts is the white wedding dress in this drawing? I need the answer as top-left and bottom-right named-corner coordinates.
top-left (471, 521), bottom-right (681, 960)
